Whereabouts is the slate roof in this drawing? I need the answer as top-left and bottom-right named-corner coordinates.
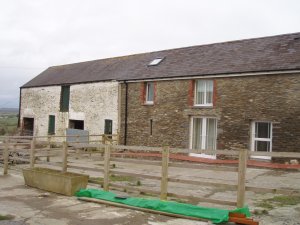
top-left (22, 32), bottom-right (300, 88)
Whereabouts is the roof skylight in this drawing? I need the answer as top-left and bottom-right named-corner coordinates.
top-left (148, 57), bottom-right (164, 66)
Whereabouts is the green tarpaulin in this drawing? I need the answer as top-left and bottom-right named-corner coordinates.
top-left (75, 189), bottom-right (250, 224)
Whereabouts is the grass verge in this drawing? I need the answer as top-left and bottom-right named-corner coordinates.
top-left (255, 195), bottom-right (300, 211)
top-left (0, 214), bottom-right (14, 220)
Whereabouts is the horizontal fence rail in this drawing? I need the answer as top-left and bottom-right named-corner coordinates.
top-left (1, 135), bottom-right (300, 209)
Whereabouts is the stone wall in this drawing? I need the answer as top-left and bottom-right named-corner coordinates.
top-left (120, 73), bottom-right (300, 153)
top-left (20, 81), bottom-right (119, 139)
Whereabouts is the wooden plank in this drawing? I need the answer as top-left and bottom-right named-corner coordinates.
top-left (8, 149), bottom-right (30, 153)
top-left (62, 141), bottom-right (68, 173)
top-left (34, 141), bottom-right (62, 145)
top-left (103, 144), bottom-right (111, 191)
top-left (33, 149), bottom-right (63, 154)
top-left (35, 152), bottom-right (61, 157)
top-left (33, 148), bottom-right (63, 151)
top-left (228, 217), bottom-right (258, 225)
top-left (35, 161), bottom-right (62, 167)
top-left (167, 192), bottom-right (237, 206)
top-left (10, 157), bottom-right (30, 163)
top-left (5, 135), bottom-right (32, 138)
top-left (29, 138), bottom-right (36, 168)
top-left (68, 149), bottom-right (103, 155)
top-left (110, 170), bottom-right (161, 181)
top-left (111, 157), bottom-right (161, 166)
top-left (78, 197), bottom-right (209, 222)
top-left (237, 149), bottom-right (247, 208)
top-left (109, 183), bottom-right (160, 195)
top-left (114, 145), bottom-right (161, 152)
top-left (102, 134), bottom-right (105, 145)
top-left (160, 146), bottom-right (169, 200)
top-left (169, 162), bottom-right (238, 172)
top-left (68, 165), bottom-right (104, 173)
top-left (229, 212), bottom-right (246, 218)
top-left (168, 177), bottom-right (237, 190)
top-left (69, 143), bottom-right (104, 149)
top-left (8, 139), bottom-right (32, 143)
top-left (69, 142), bottom-right (300, 159)
top-left (73, 143), bottom-right (242, 156)
top-left (5, 143), bottom-right (30, 146)
top-left (46, 141), bottom-right (50, 162)
top-left (3, 138), bottom-right (9, 175)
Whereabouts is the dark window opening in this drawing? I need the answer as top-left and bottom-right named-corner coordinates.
top-left (69, 119), bottom-right (84, 130)
top-left (150, 119), bottom-right (153, 135)
top-left (22, 117), bottom-right (34, 136)
top-left (104, 119), bottom-right (113, 135)
top-left (48, 115), bottom-right (55, 135)
top-left (60, 86), bottom-right (70, 112)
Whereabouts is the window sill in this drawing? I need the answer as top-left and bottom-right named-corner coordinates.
top-left (192, 105), bottom-right (213, 109)
top-left (143, 102), bottom-right (154, 106)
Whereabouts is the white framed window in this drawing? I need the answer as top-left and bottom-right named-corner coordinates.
top-left (145, 82), bottom-right (154, 104)
top-left (251, 121), bottom-right (272, 160)
top-left (194, 80), bottom-right (213, 106)
top-left (190, 117), bottom-right (217, 159)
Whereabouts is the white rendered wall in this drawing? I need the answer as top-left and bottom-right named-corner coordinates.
top-left (20, 81), bottom-right (119, 139)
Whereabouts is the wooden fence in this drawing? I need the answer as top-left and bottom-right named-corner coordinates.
top-left (1, 135), bottom-right (300, 209)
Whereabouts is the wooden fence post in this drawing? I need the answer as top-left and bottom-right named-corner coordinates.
top-left (3, 137), bottom-right (9, 175)
top-left (237, 149), bottom-right (247, 208)
top-left (62, 141), bottom-right (68, 173)
top-left (160, 146), bottom-right (170, 200)
top-left (30, 138), bottom-right (36, 168)
top-left (47, 136), bottom-right (51, 162)
top-left (103, 144), bottom-right (111, 191)
top-left (102, 135), bottom-right (106, 145)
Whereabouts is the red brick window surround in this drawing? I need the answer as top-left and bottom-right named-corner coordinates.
top-left (141, 82), bottom-right (155, 105)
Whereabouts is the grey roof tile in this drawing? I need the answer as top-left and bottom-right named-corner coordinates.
top-left (22, 32), bottom-right (300, 88)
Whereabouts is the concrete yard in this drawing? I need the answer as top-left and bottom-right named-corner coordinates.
top-left (1, 157), bottom-right (300, 225)
top-left (0, 171), bottom-right (209, 225)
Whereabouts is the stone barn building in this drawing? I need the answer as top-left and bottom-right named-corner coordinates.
top-left (20, 32), bottom-right (300, 158)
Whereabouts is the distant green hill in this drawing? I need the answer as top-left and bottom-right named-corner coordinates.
top-left (0, 108), bottom-right (19, 114)
top-left (0, 109), bottom-right (18, 135)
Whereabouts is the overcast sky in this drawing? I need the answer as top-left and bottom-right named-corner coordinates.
top-left (0, 0), bottom-right (299, 108)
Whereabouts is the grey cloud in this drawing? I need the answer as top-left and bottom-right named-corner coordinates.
top-left (0, 0), bottom-right (300, 107)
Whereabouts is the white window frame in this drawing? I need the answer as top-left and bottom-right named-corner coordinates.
top-left (145, 82), bottom-right (154, 104)
top-left (194, 80), bottom-right (213, 107)
top-left (189, 116), bottom-right (217, 159)
top-left (251, 121), bottom-right (272, 160)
